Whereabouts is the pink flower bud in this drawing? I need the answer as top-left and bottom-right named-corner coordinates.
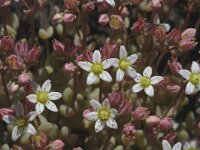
top-left (49, 140), bottom-right (65, 150)
top-left (83, 108), bottom-right (93, 118)
top-left (64, 0), bottom-right (78, 10)
top-left (100, 42), bottom-right (118, 59)
top-left (26, 45), bottom-right (41, 64)
top-left (181, 28), bottom-right (196, 39)
top-left (161, 131), bottom-right (177, 143)
top-left (131, 0), bottom-right (143, 5)
top-left (145, 115), bottom-right (161, 126)
top-left (7, 54), bottom-right (24, 70)
top-left (120, 7), bottom-right (129, 17)
top-left (159, 117), bottom-right (173, 130)
top-left (52, 39), bottom-right (65, 56)
top-left (64, 62), bottom-right (76, 73)
top-left (168, 57), bottom-right (182, 74)
top-left (52, 13), bottom-right (64, 24)
top-left (63, 13), bottom-right (76, 24)
top-left (119, 100), bottom-right (133, 116)
top-left (122, 124), bottom-right (136, 138)
top-left (167, 28), bottom-right (181, 44)
top-left (179, 39), bottom-right (197, 51)
top-left (109, 15), bottom-right (124, 30)
top-left (73, 147), bottom-right (83, 150)
top-left (132, 107), bottom-right (149, 121)
top-left (166, 84), bottom-right (181, 94)
top-left (83, 1), bottom-right (95, 13)
top-left (31, 131), bottom-right (48, 149)
top-left (11, 145), bottom-right (24, 150)
top-left (131, 18), bottom-right (146, 33)
top-left (151, 0), bottom-right (161, 9)
top-left (0, 0), bottom-right (11, 8)
top-left (0, 36), bottom-right (15, 53)
top-left (14, 41), bottom-right (28, 59)
top-left (108, 90), bottom-right (122, 107)
top-left (18, 73), bottom-right (31, 84)
top-left (7, 82), bottom-right (19, 94)
top-left (154, 27), bottom-right (166, 42)
top-left (0, 108), bottom-right (13, 117)
top-left (98, 14), bottom-right (109, 26)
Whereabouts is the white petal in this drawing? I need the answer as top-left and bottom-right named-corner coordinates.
top-left (116, 69), bottom-right (125, 82)
top-left (172, 142), bottom-right (182, 150)
top-left (106, 118), bottom-right (118, 129)
top-left (134, 73), bottom-right (142, 82)
top-left (132, 83), bottom-right (143, 93)
top-left (126, 66), bottom-right (137, 78)
top-left (85, 112), bottom-right (98, 121)
top-left (185, 82), bottom-right (195, 95)
top-left (90, 99), bottom-right (101, 110)
top-left (119, 45), bottom-right (127, 59)
top-left (162, 140), bottom-right (172, 150)
top-left (143, 66), bottom-right (152, 77)
top-left (77, 61), bottom-right (92, 72)
top-left (35, 103), bottom-right (45, 114)
top-left (102, 58), bottom-right (116, 69)
top-left (144, 85), bottom-right (154, 97)
top-left (112, 59), bottom-right (119, 68)
top-left (27, 111), bottom-right (38, 122)
top-left (179, 69), bottom-right (191, 80)
top-left (26, 94), bottom-right (37, 104)
top-left (97, 0), bottom-right (103, 2)
top-left (48, 92), bottom-right (62, 100)
top-left (99, 71), bottom-right (112, 82)
top-left (95, 119), bottom-right (105, 132)
top-left (12, 126), bottom-right (22, 141)
top-left (110, 108), bottom-right (118, 118)
top-left (2, 115), bottom-right (16, 124)
top-left (15, 102), bottom-right (24, 117)
top-left (197, 84), bottom-right (200, 91)
top-left (101, 98), bottom-right (110, 109)
top-left (45, 101), bottom-right (58, 112)
top-left (87, 72), bottom-right (99, 85)
top-left (127, 54), bottom-right (138, 64)
top-left (106, 0), bottom-right (115, 6)
top-left (25, 123), bottom-right (36, 135)
top-left (42, 80), bottom-right (51, 92)
top-left (151, 76), bottom-right (164, 85)
top-left (191, 61), bottom-right (200, 73)
top-left (92, 50), bottom-right (101, 63)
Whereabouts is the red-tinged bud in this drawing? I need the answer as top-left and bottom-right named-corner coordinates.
top-left (122, 124), bottom-right (136, 138)
top-left (7, 82), bottom-right (19, 94)
top-left (98, 14), bottom-right (109, 26)
top-left (109, 15), bottom-right (124, 30)
top-left (26, 45), bottom-right (41, 64)
top-left (166, 84), bottom-right (181, 94)
top-left (82, 1), bottom-right (95, 13)
top-left (52, 13), bottom-right (64, 24)
top-left (159, 117), bottom-right (173, 130)
top-left (145, 23), bottom-right (157, 35)
top-left (144, 127), bottom-right (158, 138)
top-left (52, 39), bottom-right (65, 56)
top-left (108, 90), bottom-right (122, 107)
top-left (73, 147), bottom-right (83, 150)
top-left (132, 106), bottom-right (149, 121)
top-left (64, 62), bottom-right (76, 73)
top-left (63, 13), bottom-right (76, 24)
top-left (0, 108), bottom-right (13, 117)
top-left (154, 27), bottom-right (166, 42)
top-left (168, 57), bottom-right (182, 74)
top-left (131, 18), bottom-right (146, 33)
top-left (7, 54), bottom-right (24, 70)
top-left (64, 0), bottom-right (78, 10)
top-left (14, 41), bottom-right (28, 58)
top-left (31, 131), bottom-right (48, 149)
top-left (49, 140), bottom-right (65, 150)
top-left (11, 145), bottom-right (24, 150)
top-left (18, 73), bottom-right (31, 85)
top-left (161, 131), bottom-right (177, 143)
top-left (0, 36), bottom-right (15, 54)
top-left (131, 0), bottom-right (143, 5)
top-left (0, 0), bottom-right (11, 8)
top-left (167, 28), bottom-right (181, 44)
top-left (151, 0), bottom-right (161, 9)
top-left (145, 115), bottom-right (161, 126)
top-left (179, 39), bottom-right (197, 51)
top-left (181, 28), bottom-right (196, 40)
top-left (119, 100), bottom-right (133, 116)
top-left (76, 50), bottom-right (93, 62)
top-left (155, 77), bottom-right (168, 88)
top-left (100, 42), bottom-right (118, 59)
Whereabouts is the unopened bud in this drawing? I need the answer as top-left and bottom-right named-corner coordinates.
top-left (151, 0), bottom-right (161, 9)
top-left (49, 140), bottom-right (65, 150)
top-left (122, 124), bottom-right (136, 138)
top-left (131, 18), bottom-right (146, 33)
top-left (64, 62), bottom-right (76, 73)
top-left (166, 84), bottom-right (181, 94)
top-left (52, 13), bottom-right (64, 24)
top-left (11, 145), bottom-right (23, 150)
top-left (82, 1), bottom-right (95, 13)
top-left (181, 28), bottom-right (196, 39)
top-left (52, 39), bottom-right (65, 55)
top-left (159, 117), bottom-right (173, 130)
top-left (108, 90), bottom-right (122, 107)
top-left (167, 28), bottom-right (181, 44)
top-left (145, 115), bottom-right (161, 126)
top-left (18, 73), bottom-right (31, 84)
top-left (0, 36), bottom-right (15, 54)
top-left (7, 54), bottom-right (24, 70)
top-left (154, 27), bottom-right (166, 42)
top-left (63, 13), bottom-right (76, 24)
top-left (26, 45), bottom-right (41, 64)
top-left (31, 131), bottom-right (48, 149)
top-left (132, 107), bottom-right (149, 121)
top-left (119, 100), bottom-right (133, 116)
top-left (98, 14), bottom-right (109, 26)
top-left (168, 57), bottom-right (182, 74)
top-left (64, 0), bottom-right (78, 10)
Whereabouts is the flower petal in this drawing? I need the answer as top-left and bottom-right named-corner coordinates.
top-left (26, 94), bottom-right (37, 104)
top-left (102, 58), bottom-right (116, 69)
top-left (15, 102), bottom-right (24, 117)
top-left (134, 73), bottom-right (142, 82)
top-left (92, 50), bottom-right (101, 63)
top-left (110, 108), bottom-right (118, 118)
top-left (102, 98), bottom-right (110, 109)
top-left (119, 45), bottom-right (127, 59)
top-left (25, 123), bottom-right (36, 135)
top-left (27, 111), bottom-right (38, 122)
top-left (185, 82), bottom-right (195, 95)
top-left (126, 66), bottom-right (137, 78)
top-left (191, 61), bottom-right (200, 73)
top-left (45, 101), bottom-right (58, 112)
top-left (35, 103), bottom-right (45, 114)
top-left (85, 112), bottom-right (98, 121)
top-left (144, 85), bottom-right (154, 97)
top-left (143, 66), bottom-right (152, 77)
top-left (179, 69), bottom-right (191, 80)
top-left (42, 80), bottom-right (51, 92)
top-left (90, 99), bottom-right (101, 110)
top-left (132, 83), bottom-right (143, 93)
top-left (151, 76), bottom-right (164, 85)
top-left (162, 140), bottom-right (172, 150)
top-left (48, 92), bottom-right (62, 100)
top-left (87, 72), bottom-right (99, 85)
top-left (116, 69), bottom-right (125, 82)
top-left (77, 61), bottom-right (92, 72)
top-left (112, 59), bottom-right (119, 68)
top-left (95, 119), bottom-right (105, 132)
top-left (127, 54), bottom-right (138, 64)
top-left (172, 142), bottom-right (182, 150)
top-left (2, 115), bottom-right (16, 124)
top-left (12, 126), bottom-right (22, 141)
top-left (106, 0), bottom-right (115, 6)
top-left (99, 71), bottom-right (112, 82)
top-left (106, 118), bottom-right (118, 129)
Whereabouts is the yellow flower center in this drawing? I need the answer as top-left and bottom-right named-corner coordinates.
top-left (98, 108), bottom-right (110, 121)
top-left (110, 17), bottom-right (120, 29)
top-left (37, 91), bottom-right (49, 104)
top-left (189, 73), bottom-right (200, 85)
top-left (16, 118), bottom-right (27, 128)
top-left (91, 63), bottom-right (103, 75)
top-left (140, 77), bottom-right (151, 87)
top-left (119, 59), bottom-right (130, 70)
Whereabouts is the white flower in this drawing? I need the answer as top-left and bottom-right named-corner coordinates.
top-left (113, 45), bottom-right (138, 82)
top-left (162, 140), bottom-right (182, 150)
top-left (132, 66), bottom-right (164, 97)
top-left (26, 80), bottom-right (62, 114)
top-left (183, 140), bottom-right (198, 150)
top-left (179, 61), bottom-right (200, 95)
top-left (2, 102), bottom-right (38, 141)
top-left (84, 98), bottom-right (118, 132)
top-left (77, 50), bottom-right (115, 85)
top-left (97, 0), bottom-right (115, 6)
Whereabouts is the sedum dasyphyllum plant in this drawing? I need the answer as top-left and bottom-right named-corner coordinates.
top-left (0, 0), bottom-right (200, 149)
